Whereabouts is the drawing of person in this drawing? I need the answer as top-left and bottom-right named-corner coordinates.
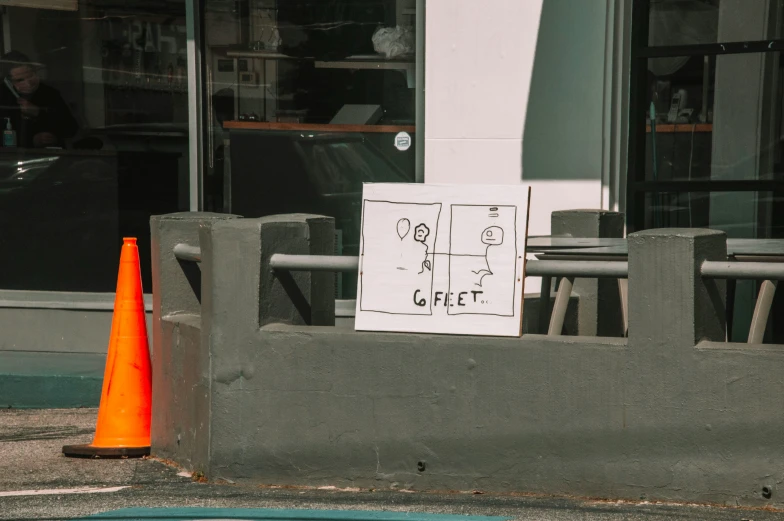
top-left (473, 226), bottom-right (504, 286)
top-left (414, 223), bottom-right (432, 273)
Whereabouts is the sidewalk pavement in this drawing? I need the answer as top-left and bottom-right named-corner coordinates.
top-left (1, 408), bottom-right (781, 521)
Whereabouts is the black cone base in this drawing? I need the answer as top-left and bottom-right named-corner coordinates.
top-left (62, 443), bottom-right (150, 459)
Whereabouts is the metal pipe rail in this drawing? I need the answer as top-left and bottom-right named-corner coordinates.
top-left (173, 244), bottom-right (201, 263)
top-left (528, 260), bottom-right (629, 337)
top-left (266, 255), bottom-right (630, 336)
top-left (526, 260), bottom-right (628, 278)
top-left (701, 261), bottom-right (784, 280)
top-left (174, 246), bottom-right (783, 343)
top-left (701, 260), bottom-right (784, 344)
top-left (267, 257), bottom-right (631, 277)
top-left (176, 251), bottom-right (633, 336)
top-left (269, 254), bottom-right (359, 272)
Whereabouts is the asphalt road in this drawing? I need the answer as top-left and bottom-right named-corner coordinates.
top-left (1, 408), bottom-right (781, 521)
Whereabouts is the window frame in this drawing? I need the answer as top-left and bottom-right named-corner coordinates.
top-left (627, 0), bottom-right (784, 233)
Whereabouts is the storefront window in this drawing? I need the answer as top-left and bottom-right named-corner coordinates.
top-left (630, 0), bottom-right (784, 342)
top-left (202, 0), bottom-right (423, 298)
top-left (0, 1), bottom-right (190, 292)
top-left (642, 191), bottom-right (784, 235)
top-left (630, 0), bottom-right (784, 237)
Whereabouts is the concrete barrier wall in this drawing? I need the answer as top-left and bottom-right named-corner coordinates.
top-left (150, 213), bottom-right (784, 508)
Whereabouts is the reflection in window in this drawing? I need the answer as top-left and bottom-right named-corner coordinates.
top-left (648, 0), bottom-right (719, 51)
top-left (296, 137), bottom-right (410, 194)
top-left (0, 2), bottom-right (189, 292)
top-left (643, 191), bottom-right (784, 234)
top-left (645, 50), bottom-right (784, 183)
top-left (204, 1), bottom-right (422, 298)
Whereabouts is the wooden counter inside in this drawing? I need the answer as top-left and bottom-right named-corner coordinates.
top-left (646, 123), bottom-right (713, 133)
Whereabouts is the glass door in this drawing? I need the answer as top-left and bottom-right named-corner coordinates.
top-left (200, 0), bottom-right (425, 299)
top-left (0, 0), bottom-right (190, 293)
top-left (628, 0), bottom-right (784, 340)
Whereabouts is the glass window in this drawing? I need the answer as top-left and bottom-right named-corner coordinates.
top-left (0, 1), bottom-right (190, 292)
top-left (202, 0), bottom-right (423, 298)
top-left (632, 1), bottom-right (784, 343)
top-left (630, 0), bottom-right (784, 240)
top-left (648, 0), bottom-right (784, 47)
top-left (643, 52), bottom-right (784, 182)
top-left (641, 191), bottom-right (784, 237)
top-left (648, 0), bottom-right (719, 47)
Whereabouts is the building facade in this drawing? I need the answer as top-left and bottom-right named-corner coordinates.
top-left (2, 0), bottom-right (781, 374)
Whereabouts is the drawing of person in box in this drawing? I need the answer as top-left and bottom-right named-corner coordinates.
top-left (414, 223), bottom-right (432, 274)
top-left (473, 226), bottom-right (504, 287)
top-left (0, 51), bottom-right (78, 148)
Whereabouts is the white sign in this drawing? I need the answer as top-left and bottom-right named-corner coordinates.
top-left (394, 132), bottom-right (411, 151)
top-left (355, 183), bottom-right (530, 337)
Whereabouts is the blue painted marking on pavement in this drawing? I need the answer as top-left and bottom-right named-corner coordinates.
top-left (81, 508), bottom-right (511, 521)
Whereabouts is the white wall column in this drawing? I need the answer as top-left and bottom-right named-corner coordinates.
top-left (424, 0), bottom-right (623, 244)
top-left (423, 0), bottom-right (543, 189)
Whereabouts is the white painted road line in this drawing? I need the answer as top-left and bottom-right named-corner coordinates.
top-left (0, 486), bottom-right (130, 497)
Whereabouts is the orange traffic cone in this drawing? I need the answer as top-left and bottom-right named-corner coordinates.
top-left (63, 238), bottom-right (152, 458)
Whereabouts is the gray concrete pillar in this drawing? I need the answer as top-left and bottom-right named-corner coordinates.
top-left (150, 211), bottom-right (240, 469)
top-left (201, 214), bottom-right (336, 333)
top-left (551, 209), bottom-right (624, 241)
top-left (550, 209), bottom-right (625, 336)
top-left (200, 215), bottom-right (334, 478)
top-left (151, 212), bottom-right (240, 319)
top-left (627, 229), bottom-right (727, 348)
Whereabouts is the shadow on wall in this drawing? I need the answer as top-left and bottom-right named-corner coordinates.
top-left (522, 0), bottom-right (608, 181)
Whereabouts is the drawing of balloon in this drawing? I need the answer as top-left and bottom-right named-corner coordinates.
top-left (397, 218), bottom-right (411, 240)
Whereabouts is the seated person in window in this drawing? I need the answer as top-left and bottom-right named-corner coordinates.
top-left (0, 51), bottom-right (78, 148)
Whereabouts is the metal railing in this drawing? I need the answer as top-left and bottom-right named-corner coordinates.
top-left (173, 244), bottom-right (201, 263)
top-left (267, 255), bottom-right (359, 325)
top-left (701, 261), bottom-right (784, 280)
top-left (265, 254), bottom-right (633, 337)
top-left (538, 259), bottom-right (784, 342)
top-left (172, 243), bottom-right (203, 302)
top-left (269, 254), bottom-right (359, 272)
top-left (526, 260), bottom-right (628, 278)
top-left (701, 261), bottom-right (783, 344)
top-left (169, 248), bottom-right (782, 344)
top-left (539, 259), bottom-right (784, 343)
top-left (528, 260), bottom-right (629, 337)
top-left (173, 249), bottom-right (633, 336)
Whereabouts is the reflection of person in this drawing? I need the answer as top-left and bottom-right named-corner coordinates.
top-left (0, 51), bottom-right (78, 148)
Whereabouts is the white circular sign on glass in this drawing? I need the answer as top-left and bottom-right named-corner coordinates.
top-left (394, 131), bottom-right (412, 152)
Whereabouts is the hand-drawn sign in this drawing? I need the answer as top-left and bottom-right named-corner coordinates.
top-left (356, 183), bottom-right (531, 337)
